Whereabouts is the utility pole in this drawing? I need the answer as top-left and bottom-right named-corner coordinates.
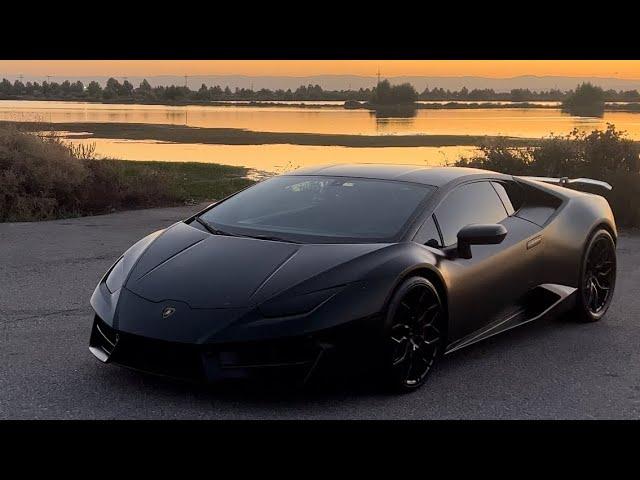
top-left (377, 66), bottom-right (381, 86)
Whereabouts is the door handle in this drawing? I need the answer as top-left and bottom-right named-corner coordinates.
top-left (527, 235), bottom-right (542, 250)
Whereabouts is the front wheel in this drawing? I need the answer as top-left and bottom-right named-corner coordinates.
top-left (380, 277), bottom-right (444, 392)
top-left (573, 229), bottom-right (617, 322)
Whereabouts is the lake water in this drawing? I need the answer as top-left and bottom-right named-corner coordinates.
top-left (65, 138), bottom-right (477, 175)
top-left (2, 100), bottom-right (639, 173)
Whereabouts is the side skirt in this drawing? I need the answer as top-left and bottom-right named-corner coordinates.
top-left (444, 284), bottom-right (577, 355)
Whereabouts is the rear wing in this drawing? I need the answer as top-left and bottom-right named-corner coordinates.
top-left (520, 176), bottom-right (612, 192)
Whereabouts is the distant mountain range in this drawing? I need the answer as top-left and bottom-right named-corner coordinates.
top-left (2, 74), bottom-right (640, 92)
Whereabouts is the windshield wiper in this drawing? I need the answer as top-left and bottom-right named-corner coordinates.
top-left (195, 217), bottom-right (237, 237)
top-left (195, 218), bottom-right (298, 243)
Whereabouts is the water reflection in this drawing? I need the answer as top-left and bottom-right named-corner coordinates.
top-left (372, 109), bottom-right (417, 120)
top-left (375, 116), bottom-right (418, 134)
top-left (1, 100), bottom-right (640, 139)
top-left (66, 138), bottom-right (477, 174)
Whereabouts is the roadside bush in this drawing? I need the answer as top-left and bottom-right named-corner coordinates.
top-left (455, 124), bottom-right (640, 227)
top-left (599, 170), bottom-right (640, 227)
top-left (0, 127), bottom-right (180, 221)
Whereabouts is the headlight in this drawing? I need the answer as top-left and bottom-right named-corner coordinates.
top-left (258, 286), bottom-right (344, 318)
top-left (105, 257), bottom-right (126, 293)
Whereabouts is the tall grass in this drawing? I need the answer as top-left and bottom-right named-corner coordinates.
top-left (0, 126), bottom-right (253, 222)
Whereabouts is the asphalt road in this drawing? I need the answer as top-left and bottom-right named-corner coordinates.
top-left (1, 205), bottom-right (639, 419)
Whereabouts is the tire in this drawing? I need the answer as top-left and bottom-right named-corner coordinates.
top-left (379, 276), bottom-right (445, 392)
top-left (573, 228), bottom-right (617, 322)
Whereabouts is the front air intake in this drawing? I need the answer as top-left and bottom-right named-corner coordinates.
top-left (89, 316), bottom-right (119, 362)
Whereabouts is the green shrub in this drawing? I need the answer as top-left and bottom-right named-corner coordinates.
top-left (455, 124), bottom-right (640, 227)
top-left (0, 126), bottom-right (253, 222)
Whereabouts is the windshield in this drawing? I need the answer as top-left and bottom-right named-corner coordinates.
top-left (198, 175), bottom-right (435, 243)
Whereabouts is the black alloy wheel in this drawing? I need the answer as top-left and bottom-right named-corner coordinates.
top-left (383, 277), bottom-right (444, 392)
top-left (575, 229), bottom-right (616, 322)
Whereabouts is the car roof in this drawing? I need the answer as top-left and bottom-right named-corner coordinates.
top-left (286, 163), bottom-right (509, 188)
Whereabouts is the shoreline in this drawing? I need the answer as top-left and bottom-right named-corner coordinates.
top-left (5, 121), bottom-right (540, 148)
top-left (1, 96), bottom-right (639, 112)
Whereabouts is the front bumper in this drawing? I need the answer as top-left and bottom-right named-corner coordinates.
top-left (89, 315), bottom-right (334, 384)
top-left (89, 278), bottom-right (390, 384)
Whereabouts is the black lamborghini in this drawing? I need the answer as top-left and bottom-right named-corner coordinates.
top-left (89, 164), bottom-right (617, 391)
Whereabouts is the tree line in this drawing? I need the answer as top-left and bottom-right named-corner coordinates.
top-left (1, 77), bottom-right (639, 103)
top-left (0, 78), bottom-right (372, 102)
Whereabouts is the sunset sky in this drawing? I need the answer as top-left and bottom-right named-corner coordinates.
top-left (0, 60), bottom-right (639, 78)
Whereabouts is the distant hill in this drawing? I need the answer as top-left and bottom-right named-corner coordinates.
top-left (2, 74), bottom-right (640, 92)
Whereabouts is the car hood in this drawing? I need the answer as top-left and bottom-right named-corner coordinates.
top-left (125, 222), bottom-right (389, 309)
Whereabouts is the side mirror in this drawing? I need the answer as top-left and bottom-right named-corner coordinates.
top-left (457, 223), bottom-right (507, 259)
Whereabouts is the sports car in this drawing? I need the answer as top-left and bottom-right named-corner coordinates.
top-left (89, 164), bottom-right (617, 391)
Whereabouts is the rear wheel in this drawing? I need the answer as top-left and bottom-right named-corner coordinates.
top-left (381, 277), bottom-right (444, 392)
top-left (573, 229), bottom-right (616, 322)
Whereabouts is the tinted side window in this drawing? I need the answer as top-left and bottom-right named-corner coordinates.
top-left (416, 214), bottom-right (442, 247)
top-left (434, 182), bottom-right (508, 246)
top-left (492, 181), bottom-right (524, 213)
top-left (491, 182), bottom-right (515, 215)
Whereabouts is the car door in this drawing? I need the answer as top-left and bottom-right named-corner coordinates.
top-left (420, 180), bottom-right (543, 341)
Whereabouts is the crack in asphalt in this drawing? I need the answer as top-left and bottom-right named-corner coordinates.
top-left (0, 307), bottom-right (89, 325)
